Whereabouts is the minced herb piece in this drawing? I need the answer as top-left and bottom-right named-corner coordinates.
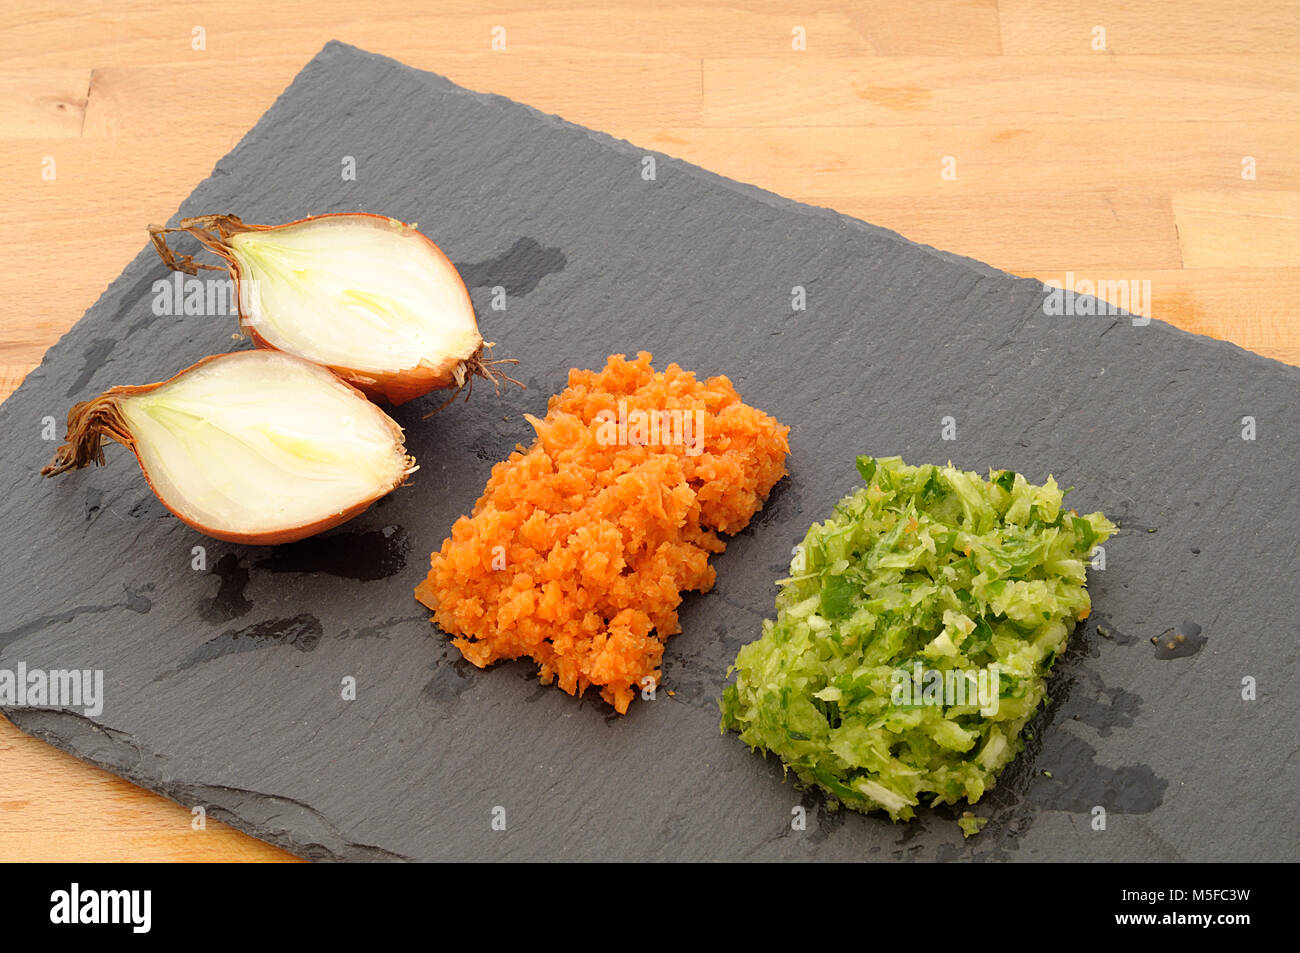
top-left (720, 456), bottom-right (1116, 823)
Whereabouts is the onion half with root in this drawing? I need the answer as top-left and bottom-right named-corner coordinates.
top-left (41, 350), bottom-right (417, 545)
top-left (148, 213), bottom-right (519, 406)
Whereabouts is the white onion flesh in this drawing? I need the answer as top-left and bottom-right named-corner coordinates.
top-left (118, 351), bottom-right (413, 538)
top-left (229, 216), bottom-right (481, 375)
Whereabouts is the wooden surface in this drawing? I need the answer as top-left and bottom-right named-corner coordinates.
top-left (1, 1), bottom-right (1296, 863)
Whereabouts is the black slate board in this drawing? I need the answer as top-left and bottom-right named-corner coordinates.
top-left (2, 43), bottom-right (1297, 862)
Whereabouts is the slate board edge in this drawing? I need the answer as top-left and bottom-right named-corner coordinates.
top-left (6, 38), bottom-right (1297, 407)
top-left (334, 44), bottom-right (1294, 378)
top-left (5, 707), bottom-right (403, 862)
top-left (2, 41), bottom-right (1296, 863)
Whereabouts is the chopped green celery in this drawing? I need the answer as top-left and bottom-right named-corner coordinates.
top-left (721, 455), bottom-right (1115, 829)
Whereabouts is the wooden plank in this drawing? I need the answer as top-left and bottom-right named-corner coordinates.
top-left (618, 122), bottom-right (1300, 198)
top-left (0, 1), bottom-right (1003, 69)
top-left (1172, 191), bottom-right (1300, 269)
top-left (0, 365), bottom-right (34, 402)
top-left (824, 191), bottom-right (1183, 273)
top-left (702, 55), bottom-right (1300, 126)
top-left (1000, 0), bottom-right (1300, 55)
top-left (0, 70), bottom-right (91, 137)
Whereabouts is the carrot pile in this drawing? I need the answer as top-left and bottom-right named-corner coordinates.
top-left (415, 352), bottom-right (789, 713)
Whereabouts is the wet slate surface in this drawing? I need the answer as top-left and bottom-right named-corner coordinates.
top-left (1, 42), bottom-right (1296, 862)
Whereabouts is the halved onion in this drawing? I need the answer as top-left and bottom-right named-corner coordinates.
top-left (148, 213), bottom-right (515, 405)
top-left (41, 350), bottom-right (417, 545)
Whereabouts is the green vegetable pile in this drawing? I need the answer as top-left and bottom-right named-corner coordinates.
top-left (720, 455), bottom-right (1116, 827)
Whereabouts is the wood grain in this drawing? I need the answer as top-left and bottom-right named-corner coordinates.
top-left (1172, 191), bottom-right (1300, 268)
top-left (1, 0), bottom-right (1297, 863)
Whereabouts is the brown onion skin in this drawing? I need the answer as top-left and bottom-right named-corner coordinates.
top-left (243, 324), bottom-right (471, 406)
top-left (164, 498), bottom-right (392, 546)
top-left (44, 351), bottom-right (415, 546)
top-left (152, 492), bottom-right (392, 546)
top-left (153, 212), bottom-right (483, 406)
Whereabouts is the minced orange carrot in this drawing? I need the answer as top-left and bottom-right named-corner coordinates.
top-left (415, 352), bottom-right (790, 713)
